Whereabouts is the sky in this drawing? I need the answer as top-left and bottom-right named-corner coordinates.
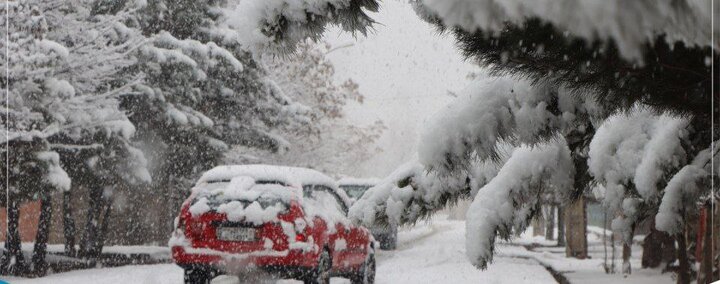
top-left (322, 0), bottom-right (481, 178)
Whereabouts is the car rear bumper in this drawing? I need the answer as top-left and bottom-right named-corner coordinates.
top-left (172, 245), bottom-right (317, 271)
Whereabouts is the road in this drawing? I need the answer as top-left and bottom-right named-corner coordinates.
top-left (7, 215), bottom-right (557, 284)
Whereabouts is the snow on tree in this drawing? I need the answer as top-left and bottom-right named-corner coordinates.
top-left (225, 0), bottom-right (379, 52)
top-left (411, 0), bottom-right (716, 137)
top-left (588, 109), bottom-right (690, 238)
top-left (654, 146), bottom-right (715, 234)
top-left (587, 108), bottom-right (716, 278)
top-left (350, 76), bottom-right (599, 268)
top-left (1, 0), bottom-right (151, 274)
top-left (98, 0), bottom-right (318, 244)
top-left (414, 0), bottom-right (715, 61)
top-left (466, 140), bottom-right (573, 269)
top-left (418, 78), bottom-right (559, 174)
top-left (228, 39), bottom-right (385, 175)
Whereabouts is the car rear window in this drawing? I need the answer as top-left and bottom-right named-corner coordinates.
top-left (196, 195), bottom-right (287, 211)
top-left (339, 185), bottom-right (371, 199)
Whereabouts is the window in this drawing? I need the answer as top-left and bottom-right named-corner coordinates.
top-left (303, 185), bottom-right (349, 215)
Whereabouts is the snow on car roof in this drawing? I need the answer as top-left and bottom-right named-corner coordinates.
top-left (196, 164), bottom-right (354, 210)
top-left (197, 164), bottom-right (338, 188)
top-left (337, 177), bottom-right (381, 186)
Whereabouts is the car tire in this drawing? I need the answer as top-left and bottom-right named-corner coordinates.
top-left (184, 267), bottom-right (213, 284)
top-left (304, 249), bottom-right (331, 284)
top-left (351, 250), bottom-right (376, 284)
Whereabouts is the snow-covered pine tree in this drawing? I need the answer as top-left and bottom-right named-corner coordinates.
top-left (228, 39), bottom-right (385, 175)
top-left (90, 0), bottom-right (314, 242)
top-left (1, 0), bottom-right (148, 274)
top-left (0, 3), bottom-right (73, 274)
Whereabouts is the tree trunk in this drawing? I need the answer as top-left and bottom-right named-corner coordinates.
top-left (565, 196), bottom-right (588, 259)
top-left (92, 193), bottom-right (114, 257)
top-left (2, 196), bottom-right (26, 275)
top-left (698, 203), bottom-right (713, 284)
top-left (611, 230), bottom-right (617, 274)
top-left (62, 190), bottom-right (76, 257)
top-left (642, 219), bottom-right (676, 269)
top-left (713, 199), bottom-right (720, 283)
top-left (532, 214), bottom-right (545, 236)
top-left (30, 195), bottom-right (52, 276)
top-left (677, 229), bottom-right (692, 284)
top-left (603, 208), bottom-right (610, 273)
top-left (557, 206), bottom-right (566, 246)
top-left (79, 184), bottom-right (104, 262)
top-left (622, 242), bottom-right (632, 275)
top-left (545, 205), bottom-right (556, 241)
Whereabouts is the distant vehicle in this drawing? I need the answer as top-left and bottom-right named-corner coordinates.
top-left (338, 178), bottom-right (397, 251)
top-left (171, 165), bottom-right (375, 284)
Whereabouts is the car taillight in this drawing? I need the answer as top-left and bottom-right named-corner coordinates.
top-left (189, 222), bottom-right (203, 236)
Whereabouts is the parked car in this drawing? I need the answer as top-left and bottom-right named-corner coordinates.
top-left (338, 178), bottom-right (397, 250)
top-left (171, 165), bottom-right (376, 284)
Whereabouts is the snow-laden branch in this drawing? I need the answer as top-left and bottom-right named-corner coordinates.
top-left (587, 108), bottom-right (702, 240)
top-left (655, 145), bottom-right (716, 234)
top-left (466, 139), bottom-right (573, 269)
top-left (416, 0), bottom-right (714, 60)
top-left (349, 162), bottom-right (471, 228)
top-left (588, 109), bottom-right (689, 212)
top-left (418, 77), bottom-right (558, 175)
top-left (225, 0), bottom-right (379, 53)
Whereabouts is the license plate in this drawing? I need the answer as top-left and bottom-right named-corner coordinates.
top-left (217, 227), bottom-right (256, 241)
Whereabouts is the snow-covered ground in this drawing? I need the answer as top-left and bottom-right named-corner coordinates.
top-left (4, 215), bottom-right (553, 284)
top-left (503, 226), bottom-right (674, 284)
top-left (2, 214), bottom-right (674, 284)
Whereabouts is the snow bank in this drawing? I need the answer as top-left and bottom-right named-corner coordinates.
top-left (465, 139), bottom-right (573, 269)
top-left (418, 0), bottom-right (714, 61)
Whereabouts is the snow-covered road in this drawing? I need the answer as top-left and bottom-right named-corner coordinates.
top-left (5, 215), bottom-right (556, 284)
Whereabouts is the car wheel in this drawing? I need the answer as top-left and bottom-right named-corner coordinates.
top-left (184, 267), bottom-right (213, 284)
top-left (305, 249), bottom-right (331, 284)
top-left (351, 251), bottom-right (376, 284)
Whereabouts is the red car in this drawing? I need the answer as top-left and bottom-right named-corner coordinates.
top-left (170, 165), bottom-right (376, 284)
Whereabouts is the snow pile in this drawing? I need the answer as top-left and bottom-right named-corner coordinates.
top-left (419, 77), bottom-right (557, 175)
top-left (216, 198), bottom-right (288, 224)
top-left (418, 0), bottom-right (714, 60)
top-left (225, 0), bottom-right (378, 52)
top-left (188, 175), bottom-right (299, 225)
top-left (465, 139), bottom-right (573, 269)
